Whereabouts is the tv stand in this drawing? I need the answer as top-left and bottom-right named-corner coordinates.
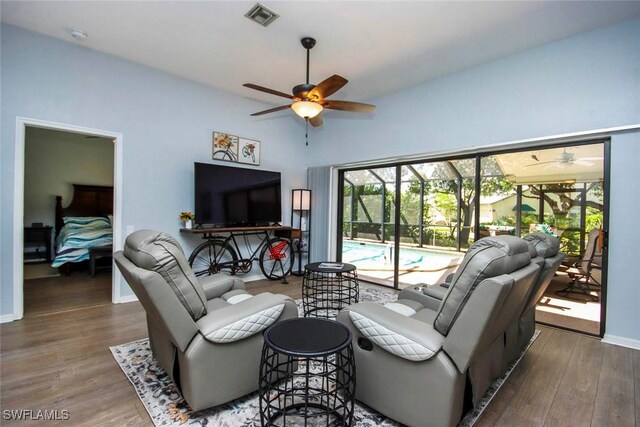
top-left (181, 225), bottom-right (297, 284)
top-left (182, 225), bottom-right (294, 235)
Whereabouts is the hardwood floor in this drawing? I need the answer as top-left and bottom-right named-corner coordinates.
top-left (1, 275), bottom-right (637, 426)
top-left (23, 271), bottom-right (112, 318)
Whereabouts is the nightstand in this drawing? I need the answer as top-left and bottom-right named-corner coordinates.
top-left (24, 226), bottom-right (53, 263)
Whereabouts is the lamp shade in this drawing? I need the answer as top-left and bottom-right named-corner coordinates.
top-left (291, 101), bottom-right (323, 119)
top-left (292, 189), bottom-right (311, 211)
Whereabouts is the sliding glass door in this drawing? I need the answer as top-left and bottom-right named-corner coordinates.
top-left (339, 160), bottom-right (477, 289)
top-left (337, 140), bottom-right (609, 337)
top-left (340, 167), bottom-right (399, 287)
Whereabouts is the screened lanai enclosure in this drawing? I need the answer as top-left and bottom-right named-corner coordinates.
top-left (338, 142), bottom-right (606, 296)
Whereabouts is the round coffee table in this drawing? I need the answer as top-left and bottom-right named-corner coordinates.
top-left (259, 318), bottom-right (356, 426)
top-left (302, 262), bottom-right (359, 318)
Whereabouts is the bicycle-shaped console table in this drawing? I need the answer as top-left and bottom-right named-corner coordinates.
top-left (181, 226), bottom-right (295, 282)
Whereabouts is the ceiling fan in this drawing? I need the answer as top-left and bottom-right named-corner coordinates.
top-left (243, 37), bottom-right (375, 128)
top-left (525, 148), bottom-right (603, 168)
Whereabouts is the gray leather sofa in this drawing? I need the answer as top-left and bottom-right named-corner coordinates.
top-left (337, 236), bottom-right (540, 427)
top-left (505, 233), bottom-right (564, 364)
top-left (401, 233), bottom-right (564, 373)
top-left (114, 230), bottom-right (298, 411)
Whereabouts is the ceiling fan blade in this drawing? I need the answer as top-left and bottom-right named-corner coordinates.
top-left (307, 75), bottom-right (348, 101)
top-left (546, 163), bottom-right (565, 169)
top-left (250, 104), bottom-right (292, 116)
top-left (243, 83), bottom-right (296, 100)
top-left (323, 100), bottom-right (376, 113)
top-left (524, 161), bottom-right (557, 167)
top-left (309, 112), bottom-right (324, 127)
top-left (577, 157), bottom-right (604, 161)
top-left (574, 160), bottom-right (594, 166)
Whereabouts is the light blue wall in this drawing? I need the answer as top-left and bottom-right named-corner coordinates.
top-left (310, 19), bottom-right (640, 341)
top-left (607, 132), bottom-right (640, 342)
top-left (309, 19), bottom-right (639, 166)
top-left (1, 24), bottom-right (308, 314)
top-left (2, 20), bottom-right (639, 341)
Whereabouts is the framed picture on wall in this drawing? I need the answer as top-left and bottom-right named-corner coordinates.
top-left (212, 132), bottom-right (239, 162)
top-left (238, 138), bottom-right (261, 166)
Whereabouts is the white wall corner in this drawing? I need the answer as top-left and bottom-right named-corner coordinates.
top-left (0, 314), bottom-right (16, 323)
top-left (602, 334), bottom-right (640, 351)
top-left (116, 294), bottom-right (139, 304)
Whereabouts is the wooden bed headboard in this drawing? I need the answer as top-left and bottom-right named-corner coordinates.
top-left (55, 184), bottom-right (114, 238)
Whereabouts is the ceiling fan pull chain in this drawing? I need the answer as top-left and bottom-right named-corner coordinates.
top-left (305, 119), bottom-right (309, 146)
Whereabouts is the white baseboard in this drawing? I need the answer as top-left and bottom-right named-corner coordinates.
top-left (602, 334), bottom-right (640, 350)
top-left (116, 294), bottom-right (139, 304)
top-left (0, 314), bottom-right (16, 323)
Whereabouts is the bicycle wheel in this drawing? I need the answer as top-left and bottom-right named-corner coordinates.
top-left (189, 240), bottom-right (238, 277)
top-left (213, 149), bottom-right (236, 161)
top-left (259, 238), bottom-right (294, 280)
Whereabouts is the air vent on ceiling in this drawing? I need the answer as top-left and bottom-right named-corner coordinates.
top-left (244, 3), bottom-right (279, 27)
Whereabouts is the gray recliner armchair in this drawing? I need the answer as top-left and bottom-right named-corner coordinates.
top-left (337, 236), bottom-right (540, 427)
top-left (505, 233), bottom-right (564, 364)
top-left (114, 230), bottom-right (298, 411)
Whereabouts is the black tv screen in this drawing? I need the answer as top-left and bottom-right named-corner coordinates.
top-left (194, 162), bottom-right (282, 226)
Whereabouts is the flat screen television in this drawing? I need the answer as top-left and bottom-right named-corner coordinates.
top-left (194, 162), bottom-right (282, 226)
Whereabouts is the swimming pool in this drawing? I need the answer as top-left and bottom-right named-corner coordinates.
top-left (342, 240), bottom-right (462, 272)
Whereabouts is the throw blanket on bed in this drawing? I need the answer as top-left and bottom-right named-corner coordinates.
top-left (51, 226), bottom-right (113, 268)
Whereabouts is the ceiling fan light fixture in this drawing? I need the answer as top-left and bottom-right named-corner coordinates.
top-left (291, 101), bottom-right (323, 119)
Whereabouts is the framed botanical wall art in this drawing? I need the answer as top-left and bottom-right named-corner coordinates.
top-left (238, 138), bottom-right (261, 166)
top-left (212, 132), bottom-right (238, 162)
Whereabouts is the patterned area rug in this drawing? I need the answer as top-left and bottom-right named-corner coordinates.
top-left (110, 283), bottom-right (538, 426)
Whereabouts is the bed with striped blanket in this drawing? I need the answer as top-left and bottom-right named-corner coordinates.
top-left (51, 217), bottom-right (113, 268)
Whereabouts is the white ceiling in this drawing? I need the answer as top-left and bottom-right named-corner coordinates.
top-left (496, 143), bottom-right (604, 184)
top-left (3, 1), bottom-right (640, 106)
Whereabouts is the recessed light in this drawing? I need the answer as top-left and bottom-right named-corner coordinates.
top-left (70, 30), bottom-right (88, 41)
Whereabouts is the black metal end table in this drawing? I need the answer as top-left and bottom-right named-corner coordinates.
top-left (259, 318), bottom-right (356, 426)
top-left (302, 263), bottom-right (359, 319)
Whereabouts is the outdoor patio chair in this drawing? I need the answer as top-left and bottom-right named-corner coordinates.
top-left (556, 228), bottom-right (601, 301)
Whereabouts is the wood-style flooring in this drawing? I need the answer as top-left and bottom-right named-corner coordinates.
top-left (23, 271), bottom-right (112, 318)
top-left (1, 274), bottom-right (638, 426)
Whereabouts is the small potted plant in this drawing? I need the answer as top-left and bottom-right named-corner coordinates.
top-left (180, 211), bottom-right (195, 229)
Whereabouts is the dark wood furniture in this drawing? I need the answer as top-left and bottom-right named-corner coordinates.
top-left (55, 184), bottom-right (114, 240)
top-left (55, 184), bottom-right (114, 274)
top-left (180, 225), bottom-right (294, 236)
top-left (90, 246), bottom-right (114, 277)
top-left (259, 318), bottom-right (356, 426)
top-left (24, 226), bottom-right (53, 263)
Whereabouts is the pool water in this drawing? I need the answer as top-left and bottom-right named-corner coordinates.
top-left (342, 240), bottom-right (462, 271)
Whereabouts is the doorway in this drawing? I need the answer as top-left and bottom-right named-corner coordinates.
top-left (13, 118), bottom-right (124, 320)
top-left (22, 127), bottom-right (114, 317)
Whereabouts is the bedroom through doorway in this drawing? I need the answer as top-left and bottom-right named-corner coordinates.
top-left (22, 126), bottom-right (115, 318)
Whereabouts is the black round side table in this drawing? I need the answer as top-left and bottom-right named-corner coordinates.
top-left (259, 318), bottom-right (356, 427)
top-left (302, 262), bottom-right (359, 319)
